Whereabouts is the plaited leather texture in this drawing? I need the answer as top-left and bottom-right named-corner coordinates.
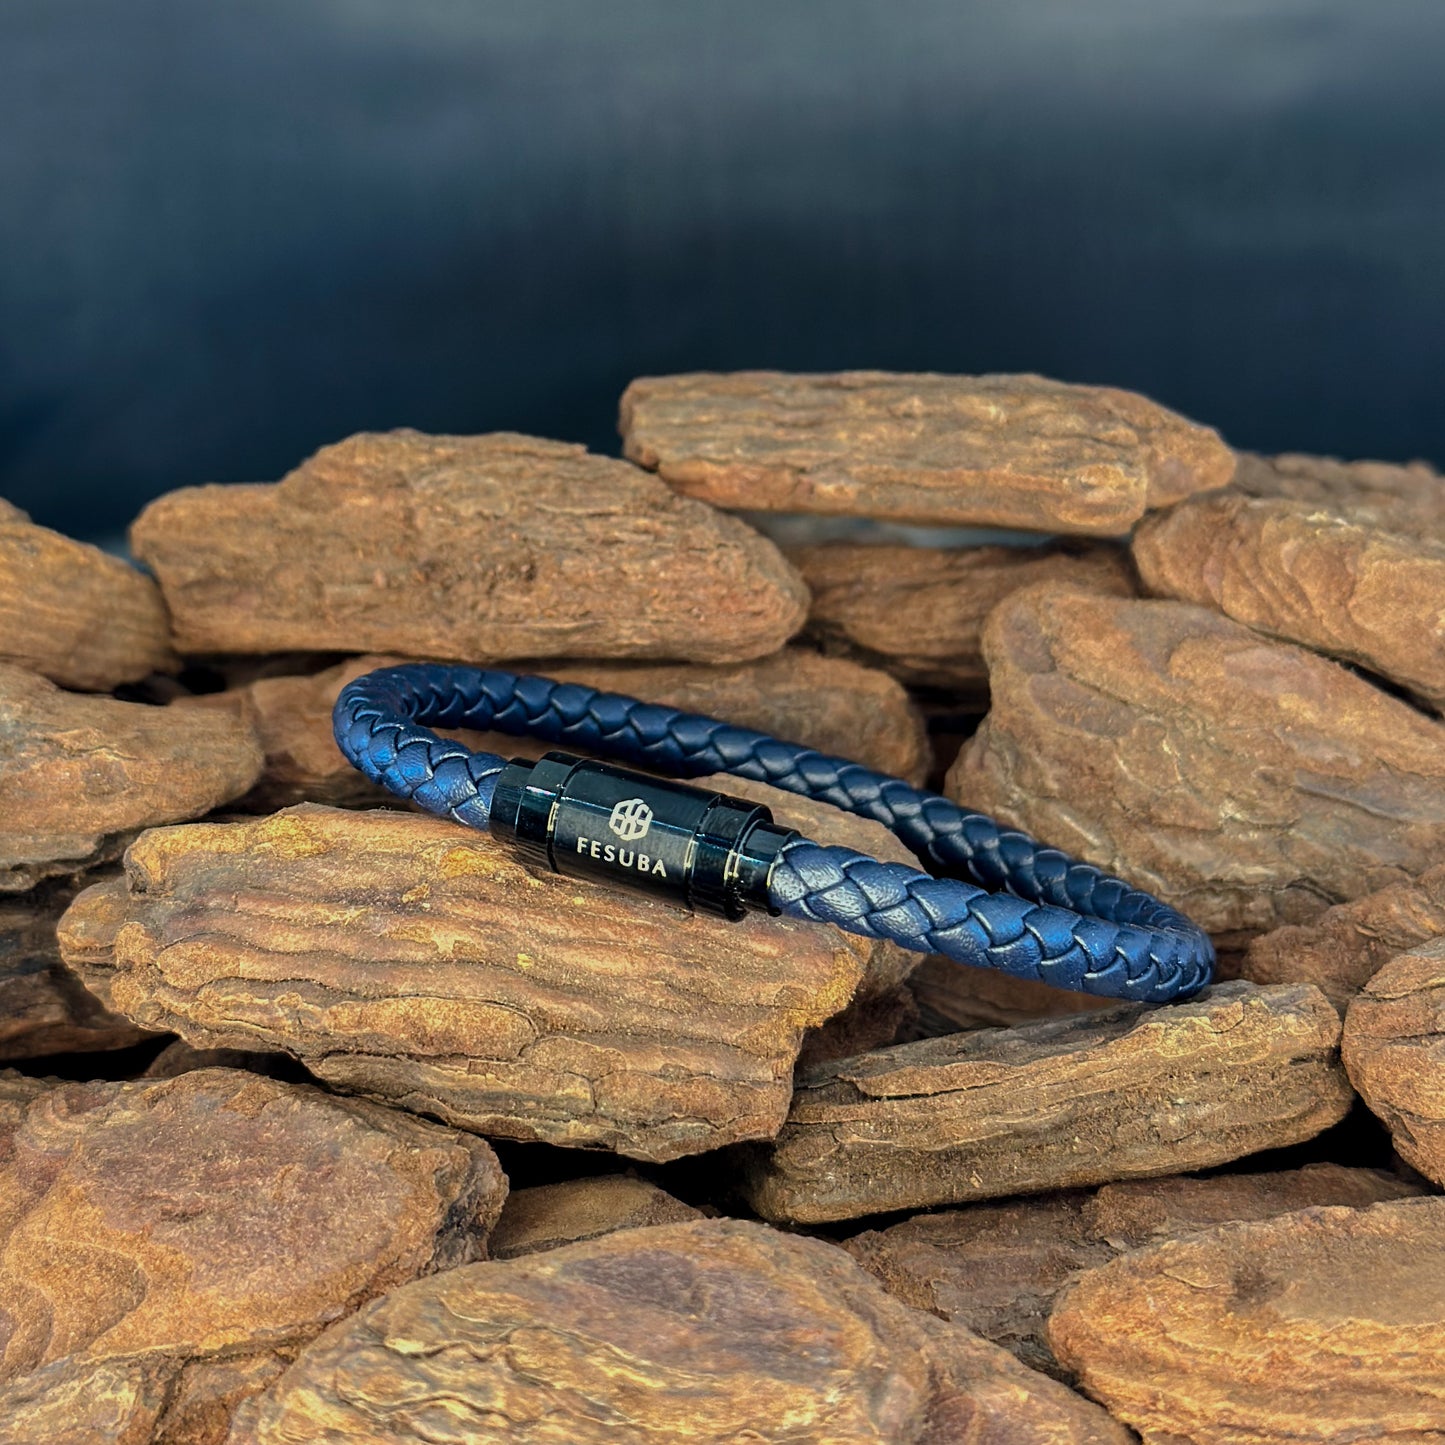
top-left (334, 663), bottom-right (1213, 1003)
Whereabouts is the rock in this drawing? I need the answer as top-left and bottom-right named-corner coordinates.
top-left (621, 371), bottom-right (1235, 534)
top-left (0, 665), bottom-right (263, 892)
top-left (0, 1354), bottom-right (174, 1445)
top-left (58, 804), bottom-right (898, 1162)
top-left (1134, 486), bottom-right (1445, 710)
top-left (847, 1192), bottom-right (1109, 1380)
top-left (1240, 863), bottom-right (1445, 1009)
top-left (740, 981), bottom-right (1352, 1223)
top-left (1235, 449), bottom-right (1445, 536)
top-left (216, 647), bottom-right (929, 813)
top-left (905, 953), bottom-right (1111, 1036)
top-left (1342, 935), bottom-right (1445, 1186)
top-left (140, 1039), bottom-right (307, 1081)
top-left (1048, 1196), bottom-right (1445, 1443)
top-left (0, 881), bottom-right (151, 1059)
top-left (229, 1218), bottom-right (1130, 1445)
top-left (0, 1350), bottom-right (292, 1445)
top-left (791, 540), bottom-right (1134, 692)
top-left (948, 583), bottom-right (1445, 937)
top-left (845, 1165), bottom-right (1418, 1384)
top-left (0, 516), bottom-right (176, 691)
top-left (130, 430), bottom-right (808, 664)
top-left (797, 983), bottom-right (918, 1067)
top-left (0, 1068), bottom-right (505, 1387)
top-left (488, 1176), bottom-right (703, 1259)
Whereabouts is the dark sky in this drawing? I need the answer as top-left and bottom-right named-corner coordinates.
top-left (2, 1), bottom-right (1443, 539)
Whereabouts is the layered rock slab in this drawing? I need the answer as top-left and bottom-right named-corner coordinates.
top-left (844, 1165), bottom-right (1419, 1380)
top-left (1134, 485), bottom-right (1445, 710)
top-left (621, 370), bottom-right (1235, 534)
top-left (0, 880), bottom-right (150, 1059)
top-left (0, 517), bottom-right (176, 691)
top-left (228, 1218), bottom-right (1130, 1445)
top-left (1342, 934), bottom-right (1445, 1186)
top-left (209, 646), bottom-right (928, 813)
top-left (1234, 448), bottom-right (1445, 536)
top-left (0, 1068), bottom-right (506, 1384)
top-left (57, 803), bottom-right (899, 1161)
top-left (1240, 863), bottom-right (1445, 1009)
top-left (948, 583), bottom-right (1445, 937)
top-left (130, 430), bottom-right (808, 663)
top-left (488, 1175), bottom-right (703, 1259)
top-left (0, 1350), bottom-right (292, 1445)
top-left (0, 664), bottom-right (263, 891)
top-left (1048, 1196), bottom-right (1445, 1443)
top-left (792, 540), bottom-right (1134, 691)
top-left (740, 981), bottom-right (1351, 1223)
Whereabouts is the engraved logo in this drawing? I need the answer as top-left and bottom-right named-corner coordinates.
top-left (608, 796), bottom-right (653, 842)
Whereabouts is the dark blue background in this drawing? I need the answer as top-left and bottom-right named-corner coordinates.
top-left (3, 1), bottom-right (1443, 539)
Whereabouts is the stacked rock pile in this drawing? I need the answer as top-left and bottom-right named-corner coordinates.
top-left (0, 371), bottom-right (1442, 1442)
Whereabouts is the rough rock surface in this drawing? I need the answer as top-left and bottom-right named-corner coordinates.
top-left (1241, 863), bottom-right (1445, 1009)
top-left (0, 1068), bottom-right (506, 1387)
top-left (0, 1350), bottom-right (292, 1445)
top-left (130, 430), bottom-right (808, 663)
top-left (1342, 935), bottom-right (1445, 1186)
top-left (791, 541), bottom-right (1134, 691)
top-left (1235, 449), bottom-right (1445, 536)
top-left (488, 1175), bottom-right (703, 1259)
top-left (0, 880), bottom-right (150, 1059)
top-left (0, 515), bottom-right (176, 690)
top-left (741, 981), bottom-right (1352, 1223)
top-left (621, 371), bottom-right (1235, 533)
top-left (1048, 1196), bottom-right (1445, 1443)
top-left (906, 954), bottom-right (1110, 1036)
top-left (845, 1165), bottom-right (1419, 1380)
top-left (948, 583), bottom-right (1445, 937)
top-left (1134, 486), bottom-right (1445, 710)
top-left (229, 1218), bottom-right (1130, 1445)
top-left (214, 647), bottom-right (929, 812)
top-left (0, 664), bottom-right (263, 891)
top-left (58, 804), bottom-right (897, 1162)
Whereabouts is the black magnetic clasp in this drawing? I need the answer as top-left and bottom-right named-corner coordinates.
top-left (489, 750), bottom-right (798, 918)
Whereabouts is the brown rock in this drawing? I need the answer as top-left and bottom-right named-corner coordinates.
top-left (1342, 935), bottom-right (1445, 1186)
top-left (846, 1164), bottom-right (1418, 1383)
top-left (621, 370), bottom-right (1235, 534)
top-left (791, 540), bottom-right (1135, 691)
top-left (58, 804), bottom-right (890, 1162)
top-left (741, 981), bottom-right (1352, 1223)
top-left (1048, 1196), bottom-right (1445, 1443)
top-left (798, 983), bottom-right (918, 1067)
top-left (229, 1218), bottom-right (1129, 1444)
top-left (906, 953), bottom-right (1111, 1035)
top-left (0, 1349), bottom-right (293, 1445)
top-left (1235, 448), bottom-right (1445, 536)
top-left (0, 881), bottom-right (151, 1059)
top-left (1240, 863), bottom-right (1445, 1009)
top-left (948, 583), bottom-right (1445, 936)
top-left (221, 647), bottom-right (928, 813)
top-left (1135, 487), bottom-right (1445, 709)
top-left (0, 516), bottom-right (176, 691)
top-left (139, 1039), bottom-right (305, 1081)
top-left (130, 430), bottom-right (808, 663)
top-left (0, 1068), bottom-right (505, 1387)
top-left (0, 1353), bottom-right (174, 1445)
top-left (0, 665), bottom-right (263, 891)
top-left (488, 1175), bottom-right (702, 1259)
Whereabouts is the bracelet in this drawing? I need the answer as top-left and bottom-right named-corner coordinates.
top-left (332, 663), bottom-right (1213, 1004)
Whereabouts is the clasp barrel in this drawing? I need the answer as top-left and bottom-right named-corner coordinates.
top-left (489, 751), bottom-right (798, 919)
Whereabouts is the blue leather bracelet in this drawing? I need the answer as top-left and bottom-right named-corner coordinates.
top-left (333, 663), bottom-right (1213, 1004)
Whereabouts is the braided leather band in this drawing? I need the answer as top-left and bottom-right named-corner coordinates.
top-left (333, 663), bottom-right (1213, 1003)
